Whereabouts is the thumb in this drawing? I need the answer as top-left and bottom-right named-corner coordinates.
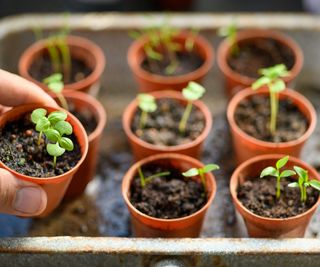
top-left (0, 168), bottom-right (47, 216)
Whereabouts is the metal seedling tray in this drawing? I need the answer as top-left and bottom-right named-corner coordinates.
top-left (1, 13), bottom-right (320, 267)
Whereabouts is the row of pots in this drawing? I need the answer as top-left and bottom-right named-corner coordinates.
top-left (122, 152), bottom-right (320, 238)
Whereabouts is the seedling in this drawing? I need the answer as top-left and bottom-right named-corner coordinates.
top-left (218, 22), bottom-right (239, 55)
top-left (137, 94), bottom-right (157, 129)
top-left (179, 81), bottom-right (206, 134)
top-left (129, 22), bottom-right (199, 75)
top-left (137, 167), bottom-right (170, 188)
top-left (288, 166), bottom-right (320, 203)
top-left (182, 163), bottom-right (219, 192)
top-left (260, 155), bottom-right (296, 199)
top-left (43, 73), bottom-right (69, 110)
top-left (252, 64), bottom-right (290, 135)
top-left (31, 108), bottom-right (74, 168)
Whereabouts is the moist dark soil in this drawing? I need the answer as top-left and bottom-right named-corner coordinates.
top-left (0, 113), bottom-right (81, 177)
top-left (131, 98), bottom-right (205, 146)
top-left (141, 51), bottom-right (204, 76)
top-left (227, 38), bottom-right (295, 79)
top-left (68, 103), bottom-right (97, 135)
top-left (234, 95), bottom-right (308, 142)
top-left (237, 176), bottom-right (319, 218)
top-left (130, 164), bottom-right (207, 219)
top-left (29, 53), bottom-right (92, 84)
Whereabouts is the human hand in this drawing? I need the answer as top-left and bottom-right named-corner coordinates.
top-left (0, 69), bottom-right (58, 216)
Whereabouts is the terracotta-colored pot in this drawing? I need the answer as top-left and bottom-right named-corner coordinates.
top-left (18, 35), bottom-right (105, 96)
top-left (122, 153), bottom-right (216, 237)
top-left (122, 90), bottom-right (212, 161)
top-left (227, 87), bottom-right (316, 164)
top-left (230, 154), bottom-right (320, 237)
top-left (57, 92), bottom-right (107, 200)
top-left (0, 104), bottom-right (88, 217)
top-left (128, 31), bottom-right (214, 92)
top-left (217, 29), bottom-right (303, 99)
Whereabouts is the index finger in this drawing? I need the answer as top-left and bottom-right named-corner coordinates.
top-left (0, 69), bottom-right (58, 107)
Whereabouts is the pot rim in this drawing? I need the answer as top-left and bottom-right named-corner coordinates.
top-left (60, 91), bottom-right (107, 143)
top-left (0, 104), bottom-right (89, 184)
top-left (127, 31), bottom-right (214, 84)
top-left (217, 29), bottom-right (303, 85)
top-left (122, 153), bottom-right (216, 223)
top-left (227, 87), bottom-right (317, 148)
top-left (122, 90), bottom-right (212, 152)
top-left (18, 35), bottom-right (105, 92)
top-left (230, 154), bottom-right (320, 222)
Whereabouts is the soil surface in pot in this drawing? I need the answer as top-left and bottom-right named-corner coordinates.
top-left (68, 103), bottom-right (97, 135)
top-left (227, 38), bottom-right (295, 79)
top-left (29, 54), bottom-right (92, 84)
top-left (130, 164), bottom-right (207, 219)
top-left (0, 113), bottom-right (81, 177)
top-left (237, 176), bottom-right (319, 218)
top-left (141, 51), bottom-right (204, 76)
top-left (131, 98), bottom-right (205, 146)
top-left (234, 95), bottom-right (308, 142)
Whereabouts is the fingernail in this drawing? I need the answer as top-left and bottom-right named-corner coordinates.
top-left (14, 187), bottom-right (43, 214)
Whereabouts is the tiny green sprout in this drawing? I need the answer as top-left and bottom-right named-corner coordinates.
top-left (288, 166), bottom-right (320, 203)
top-left (260, 155), bottom-right (296, 199)
top-left (252, 64), bottom-right (290, 135)
top-left (218, 22), bottom-right (239, 55)
top-left (182, 163), bottom-right (219, 192)
top-left (31, 108), bottom-right (74, 168)
top-left (43, 73), bottom-right (69, 111)
top-left (137, 167), bottom-right (170, 188)
top-left (179, 81), bottom-right (206, 134)
top-left (137, 94), bottom-right (157, 129)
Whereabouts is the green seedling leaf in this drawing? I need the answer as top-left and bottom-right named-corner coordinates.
top-left (309, 180), bottom-right (320, 191)
top-left (36, 117), bottom-right (50, 132)
top-left (276, 156), bottom-right (289, 169)
top-left (288, 182), bottom-right (299, 188)
top-left (252, 76), bottom-right (271, 90)
top-left (280, 170), bottom-right (296, 178)
top-left (203, 164), bottom-right (220, 173)
top-left (182, 81), bottom-right (206, 101)
top-left (138, 94), bottom-right (157, 113)
top-left (54, 120), bottom-right (73, 136)
top-left (270, 79), bottom-right (286, 93)
top-left (44, 129), bottom-right (60, 143)
top-left (48, 81), bottom-right (64, 93)
top-left (145, 45), bottom-right (163, 61)
top-left (59, 137), bottom-right (74, 151)
top-left (46, 142), bottom-right (65, 157)
top-left (260, 166), bottom-right (277, 178)
top-left (128, 30), bottom-right (142, 40)
top-left (43, 73), bottom-right (63, 84)
top-left (182, 168), bottom-right (199, 177)
top-left (48, 111), bottom-right (68, 125)
top-left (294, 166), bottom-right (308, 181)
top-left (259, 64), bottom-right (290, 79)
top-left (31, 108), bottom-right (47, 124)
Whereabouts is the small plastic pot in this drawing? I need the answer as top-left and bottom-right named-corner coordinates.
top-left (18, 35), bottom-right (105, 96)
top-left (128, 31), bottom-right (214, 92)
top-left (59, 92), bottom-right (107, 200)
top-left (217, 29), bottom-right (303, 99)
top-left (0, 104), bottom-right (88, 217)
top-left (227, 87), bottom-right (316, 164)
top-left (230, 154), bottom-right (320, 238)
top-left (122, 90), bottom-right (212, 161)
top-left (122, 153), bottom-right (216, 237)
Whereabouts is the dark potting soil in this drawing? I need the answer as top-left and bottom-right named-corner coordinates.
top-left (0, 113), bottom-right (81, 177)
top-left (237, 176), bottom-right (319, 218)
top-left (29, 54), bottom-right (92, 84)
top-left (68, 103), bottom-right (97, 135)
top-left (234, 95), bottom-right (308, 142)
top-left (141, 51), bottom-right (204, 76)
top-left (131, 98), bottom-right (205, 146)
top-left (130, 164), bottom-right (207, 219)
top-left (227, 38), bottom-right (295, 79)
